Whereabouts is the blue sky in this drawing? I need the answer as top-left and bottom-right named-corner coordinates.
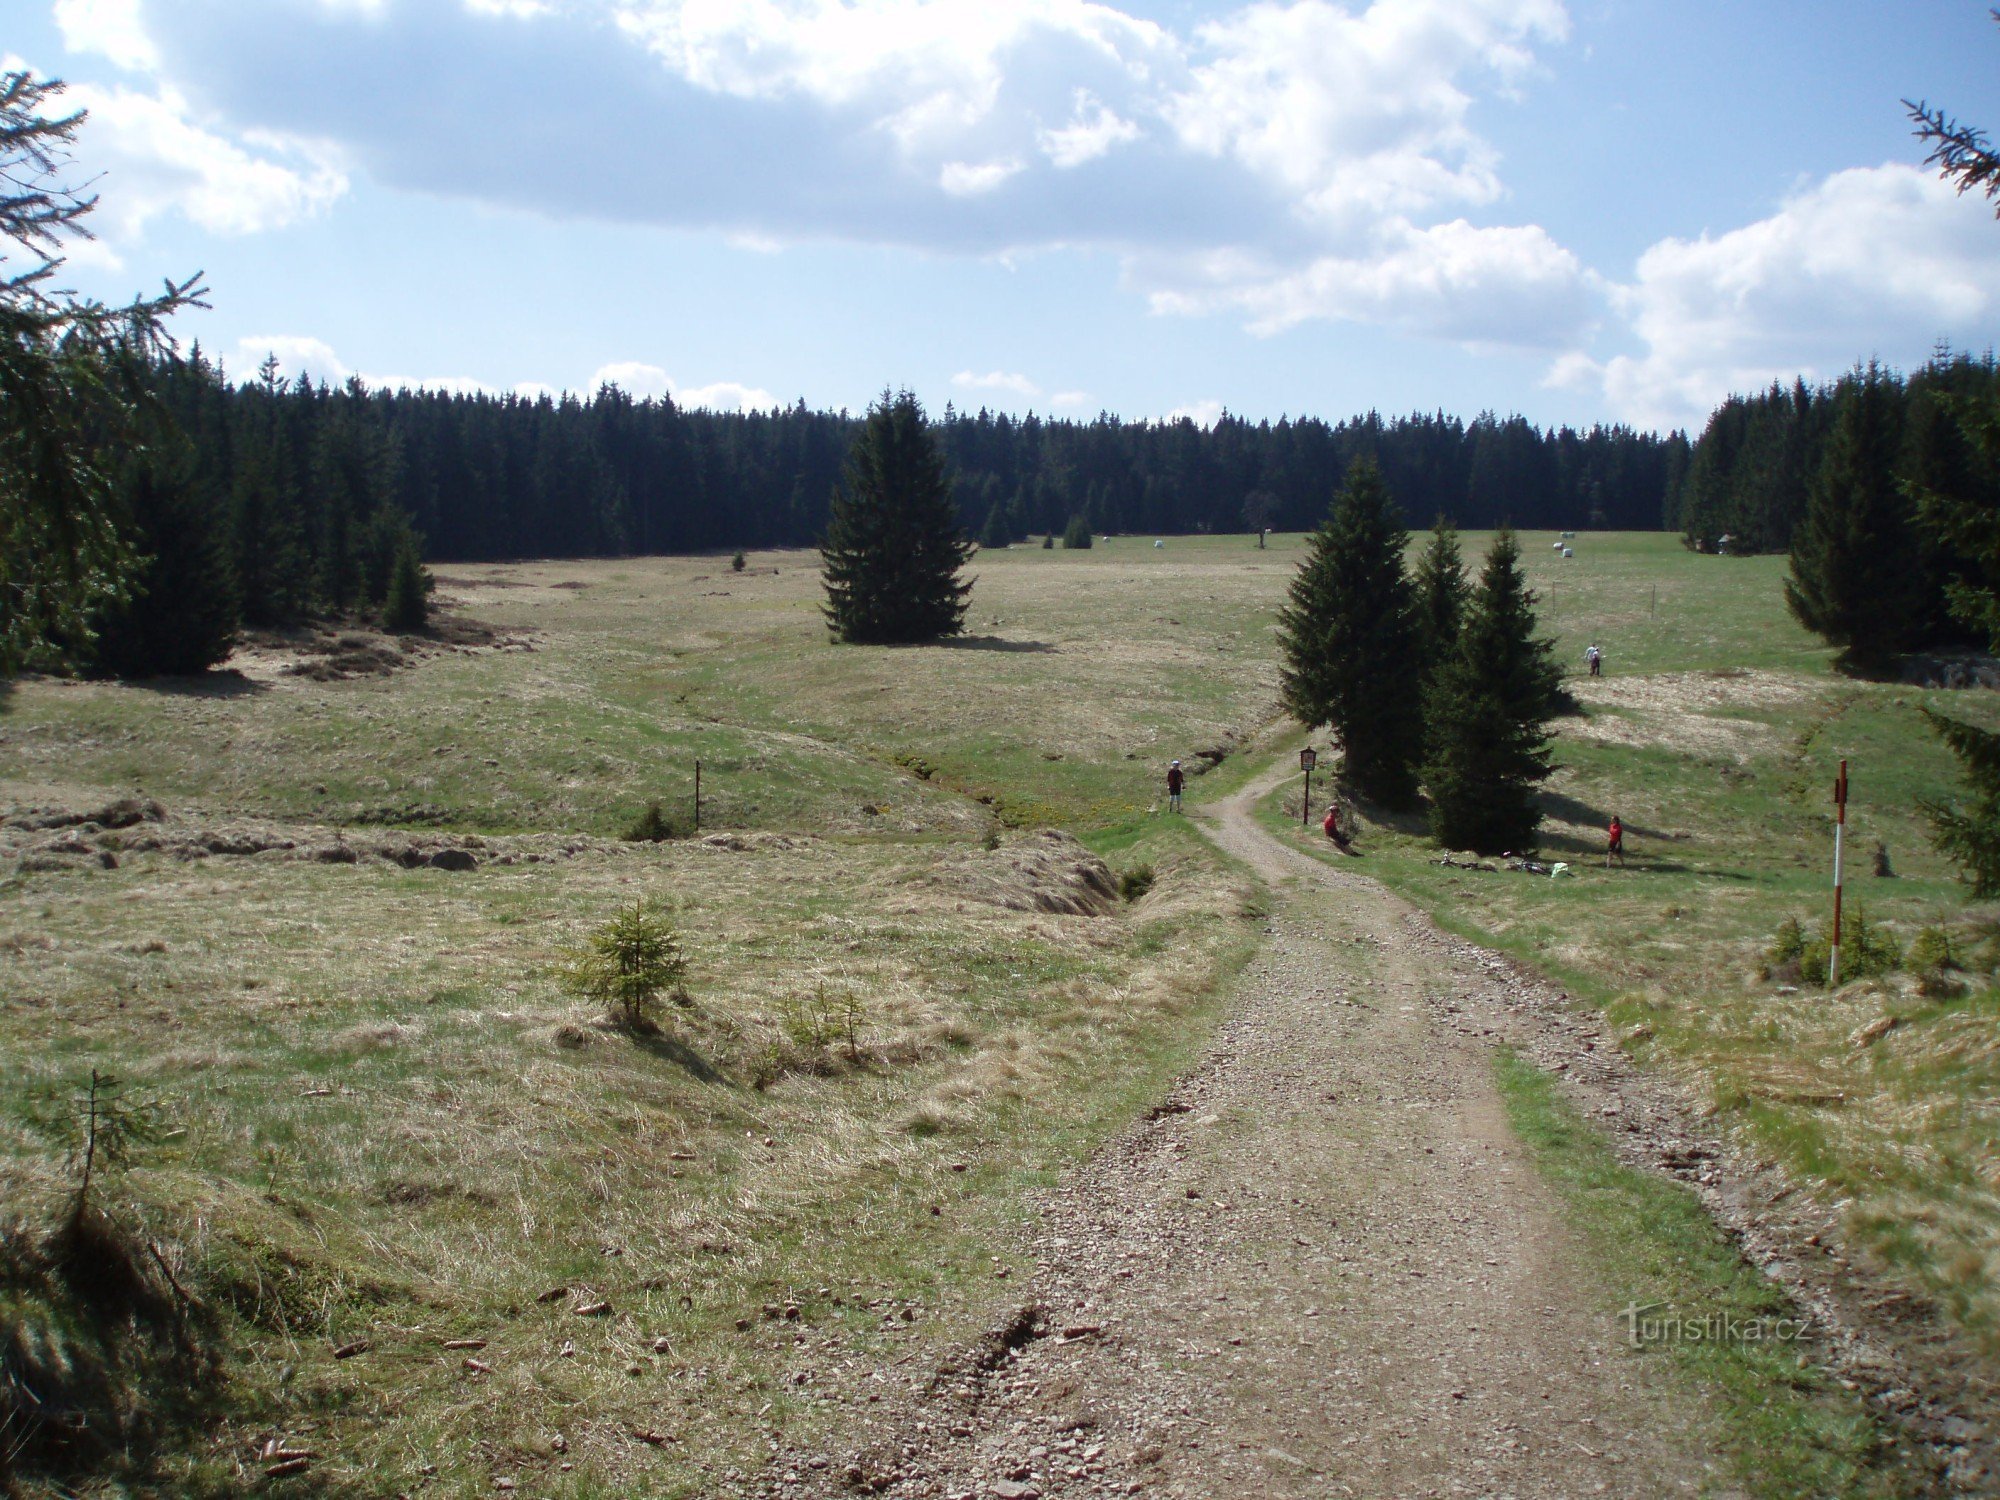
top-left (11, 0), bottom-right (2000, 432)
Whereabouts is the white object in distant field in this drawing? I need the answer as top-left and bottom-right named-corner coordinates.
top-left (1154, 539), bottom-right (1164, 548)
top-left (1562, 548), bottom-right (1573, 558)
top-left (1553, 541), bottom-right (1563, 549)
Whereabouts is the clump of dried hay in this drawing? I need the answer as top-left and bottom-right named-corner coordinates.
top-left (910, 830), bottom-right (1118, 916)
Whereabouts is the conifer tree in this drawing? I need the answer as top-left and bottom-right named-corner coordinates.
top-left (88, 450), bottom-right (238, 677)
top-left (1784, 365), bottom-right (1924, 672)
top-left (821, 391), bottom-right (971, 644)
top-left (1423, 527), bottom-right (1562, 852)
top-left (0, 69), bottom-right (203, 671)
top-left (1275, 457), bottom-right (1423, 808)
top-left (1920, 708), bottom-right (2000, 896)
top-left (383, 526), bottom-right (429, 632)
top-left (978, 498), bottom-right (1011, 549)
top-left (1412, 514), bottom-right (1468, 687)
top-left (1061, 515), bottom-right (1093, 549)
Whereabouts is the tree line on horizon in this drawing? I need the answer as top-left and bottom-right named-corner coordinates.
top-left (31, 347), bottom-right (1690, 676)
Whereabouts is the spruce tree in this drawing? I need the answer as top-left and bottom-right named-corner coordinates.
top-left (978, 498), bottom-right (1011, 549)
top-left (88, 451), bottom-right (238, 677)
top-left (1412, 514), bottom-right (1468, 687)
top-left (1784, 365), bottom-right (1924, 673)
top-left (383, 527), bottom-right (430, 633)
top-left (1061, 515), bottom-right (1093, 549)
top-left (1920, 708), bottom-right (2000, 896)
top-left (821, 391), bottom-right (972, 644)
top-left (1274, 457), bottom-right (1423, 808)
top-left (1423, 527), bottom-right (1563, 853)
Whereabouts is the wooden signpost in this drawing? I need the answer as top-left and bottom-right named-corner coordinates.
top-left (1300, 746), bottom-right (1316, 828)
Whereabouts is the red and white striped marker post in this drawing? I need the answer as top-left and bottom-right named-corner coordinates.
top-left (1829, 760), bottom-right (1849, 988)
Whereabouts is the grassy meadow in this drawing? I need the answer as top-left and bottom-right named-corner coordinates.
top-left (1255, 531), bottom-right (2000, 1367)
top-left (0, 541), bottom-right (1286, 1497)
top-left (1, 530), bottom-right (1995, 1494)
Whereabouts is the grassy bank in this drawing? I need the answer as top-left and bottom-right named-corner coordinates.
top-left (1492, 1049), bottom-right (1915, 1498)
top-left (1256, 531), bottom-right (2000, 1369)
top-left (0, 542), bottom-right (1282, 1495)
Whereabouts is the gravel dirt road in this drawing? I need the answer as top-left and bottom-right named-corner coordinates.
top-left (781, 762), bottom-right (1740, 1498)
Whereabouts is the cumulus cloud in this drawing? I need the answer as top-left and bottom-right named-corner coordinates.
top-left (227, 335), bottom-right (507, 394)
top-left (64, 80), bottom-right (348, 245)
top-left (1169, 0), bottom-right (1566, 227)
top-left (1152, 217), bottom-right (1592, 346)
top-left (1166, 398), bottom-right (1224, 426)
top-left (53, 0), bottom-right (158, 72)
top-left (1037, 89), bottom-right (1141, 168)
top-left (591, 361), bottom-right (777, 411)
top-left (1568, 165), bottom-right (2000, 429)
top-left (17, 26), bottom-right (348, 259)
top-left (109, 0), bottom-right (1585, 351)
top-left (227, 334), bottom-right (350, 386)
top-left (1050, 389), bottom-right (1092, 408)
top-left (952, 369), bottom-right (1043, 397)
top-left (939, 157), bottom-right (1023, 196)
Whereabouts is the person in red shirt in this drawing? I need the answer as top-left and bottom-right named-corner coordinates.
top-left (1607, 815), bottom-right (1625, 867)
top-left (1323, 802), bottom-right (1350, 850)
top-left (1166, 759), bottom-right (1184, 812)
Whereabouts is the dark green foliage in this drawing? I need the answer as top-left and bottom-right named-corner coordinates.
top-left (731, 551), bottom-right (746, 571)
top-left (1275, 458), bottom-right (1423, 808)
top-left (978, 500), bottom-right (1011, 549)
top-left (1796, 907), bottom-right (1902, 988)
top-left (1785, 364), bottom-right (1929, 673)
top-left (1908, 381), bottom-right (2000, 650)
top-left (1412, 514), bottom-right (1468, 688)
top-left (1118, 864), bottom-right (1155, 901)
top-left (558, 898), bottom-right (689, 1032)
top-left (1921, 707), bottom-right (2000, 897)
top-left (1061, 515), bottom-right (1093, 549)
top-left (623, 799), bottom-right (690, 842)
top-left (1041, 534), bottom-right (1054, 549)
top-left (87, 450), bottom-right (237, 677)
top-left (0, 70), bottom-right (203, 672)
top-left (1423, 527), bottom-right (1563, 853)
top-left (382, 523), bottom-right (429, 632)
top-left (821, 391), bottom-right (972, 644)
top-left (110, 362), bottom-right (1685, 586)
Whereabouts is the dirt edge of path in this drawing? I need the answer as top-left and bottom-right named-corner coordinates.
top-left (1208, 756), bottom-right (1998, 1494)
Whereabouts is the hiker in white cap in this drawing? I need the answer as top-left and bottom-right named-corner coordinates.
top-left (1166, 759), bottom-right (1184, 812)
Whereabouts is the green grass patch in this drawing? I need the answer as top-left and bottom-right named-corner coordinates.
top-left (1491, 1048), bottom-right (1916, 1499)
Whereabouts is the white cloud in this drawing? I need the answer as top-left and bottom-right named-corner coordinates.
top-left (1037, 88), bottom-right (1141, 168)
top-left (952, 369), bottom-right (1042, 398)
top-left (53, 0), bottom-right (158, 72)
top-left (1169, 0), bottom-right (1566, 226)
top-left (105, 0), bottom-right (1587, 351)
top-left (676, 378), bottom-right (779, 412)
top-left (1577, 164), bottom-right (2000, 429)
top-left (592, 360), bottom-right (776, 411)
top-left (592, 360), bottom-right (674, 399)
top-left (226, 335), bottom-right (350, 386)
top-left (464, 0), bottom-right (556, 17)
top-left (1050, 389), bottom-right (1092, 407)
top-left (1166, 398), bottom-right (1223, 426)
top-left (939, 157), bottom-right (1023, 196)
top-left (57, 78), bottom-right (347, 247)
top-left (1149, 217), bottom-right (1592, 347)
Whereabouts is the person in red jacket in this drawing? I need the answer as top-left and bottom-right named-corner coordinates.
top-left (1166, 759), bottom-right (1184, 812)
top-left (1607, 814), bottom-right (1625, 867)
top-left (1323, 802), bottom-right (1350, 850)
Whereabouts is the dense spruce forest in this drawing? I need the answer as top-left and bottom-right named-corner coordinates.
top-left (100, 350), bottom-right (1689, 662)
top-left (1672, 350), bottom-right (2000, 555)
